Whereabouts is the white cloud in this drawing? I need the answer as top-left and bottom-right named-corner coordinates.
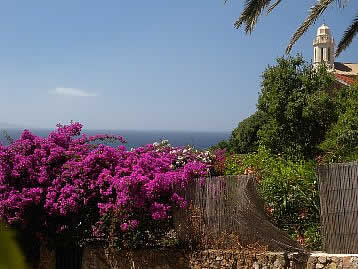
top-left (51, 87), bottom-right (98, 97)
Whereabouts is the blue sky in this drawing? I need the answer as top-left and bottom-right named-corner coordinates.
top-left (0, 1), bottom-right (357, 131)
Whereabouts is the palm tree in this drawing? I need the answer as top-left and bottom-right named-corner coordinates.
top-left (233, 0), bottom-right (357, 57)
top-left (336, 12), bottom-right (358, 56)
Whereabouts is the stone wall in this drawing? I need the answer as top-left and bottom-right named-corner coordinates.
top-left (82, 248), bottom-right (189, 269)
top-left (36, 248), bottom-right (358, 269)
top-left (189, 250), bottom-right (308, 269)
top-left (307, 253), bottom-right (358, 269)
top-left (81, 249), bottom-right (308, 269)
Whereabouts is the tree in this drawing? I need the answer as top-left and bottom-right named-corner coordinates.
top-left (320, 83), bottom-right (358, 162)
top-left (229, 111), bottom-right (266, 153)
top-left (212, 56), bottom-right (339, 158)
top-left (210, 139), bottom-right (230, 151)
top-left (233, 0), bottom-right (357, 56)
top-left (257, 55), bottom-right (338, 159)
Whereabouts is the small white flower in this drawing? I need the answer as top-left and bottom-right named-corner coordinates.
top-left (153, 142), bottom-right (160, 147)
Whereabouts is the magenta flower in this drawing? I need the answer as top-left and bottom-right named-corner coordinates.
top-left (0, 122), bottom-right (211, 241)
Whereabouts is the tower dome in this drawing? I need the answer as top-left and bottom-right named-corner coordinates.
top-left (317, 24), bottom-right (331, 36)
top-left (313, 24), bottom-right (335, 69)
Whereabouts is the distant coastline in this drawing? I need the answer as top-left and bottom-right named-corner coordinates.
top-left (0, 128), bottom-right (230, 150)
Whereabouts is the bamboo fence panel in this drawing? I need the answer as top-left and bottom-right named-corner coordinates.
top-left (318, 162), bottom-right (358, 253)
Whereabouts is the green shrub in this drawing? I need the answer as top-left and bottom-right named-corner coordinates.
top-left (210, 140), bottom-right (230, 151)
top-left (223, 154), bottom-right (241, 176)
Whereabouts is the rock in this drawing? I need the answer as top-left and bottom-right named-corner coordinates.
top-left (306, 261), bottom-right (316, 269)
top-left (328, 263), bottom-right (337, 269)
top-left (273, 257), bottom-right (286, 269)
top-left (343, 257), bottom-right (352, 268)
top-left (331, 257), bottom-right (340, 263)
top-left (318, 256), bottom-right (327, 264)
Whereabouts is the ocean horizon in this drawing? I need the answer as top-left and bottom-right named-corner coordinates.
top-left (0, 128), bottom-right (230, 150)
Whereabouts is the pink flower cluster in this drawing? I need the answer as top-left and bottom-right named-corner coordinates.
top-left (0, 123), bottom-right (210, 239)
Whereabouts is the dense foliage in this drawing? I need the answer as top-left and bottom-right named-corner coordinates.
top-left (257, 56), bottom-right (337, 159)
top-left (215, 56), bottom-right (341, 160)
top-left (320, 83), bottom-right (358, 162)
top-left (0, 123), bottom-right (212, 249)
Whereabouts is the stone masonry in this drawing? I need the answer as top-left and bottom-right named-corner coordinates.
top-left (36, 248), bottom-right (358, 269)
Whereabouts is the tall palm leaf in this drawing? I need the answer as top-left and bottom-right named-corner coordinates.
top-left (234, 0), bottom-right (336, 36)
top-left (336, 13), bottom-right (358, 56)
top-left (234, 0), bottom-right (274, 33)
top-left (286, 0), bottom-right (335, 53)
top-left (266, 0), bottom-right (282, 15)
top-left (233, 0), bottom-right (356, 55)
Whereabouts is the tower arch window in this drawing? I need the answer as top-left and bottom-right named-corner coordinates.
top-left (321, 48), bottom-right (324, 62)
top-left (328, 48), bottom-right (331, 62)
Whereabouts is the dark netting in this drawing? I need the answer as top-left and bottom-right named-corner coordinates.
top-left (174, 175), bottom-right (304, 252)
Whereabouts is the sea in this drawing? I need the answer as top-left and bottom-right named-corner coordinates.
top-left (0, 128), bottom-right (230, 150)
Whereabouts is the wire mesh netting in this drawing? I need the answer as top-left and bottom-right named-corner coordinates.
top-left (174, 175), bottom-right (303, 252)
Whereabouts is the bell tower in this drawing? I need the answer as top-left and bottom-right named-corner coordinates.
top-left (313, 24), bottom-right (335, 69)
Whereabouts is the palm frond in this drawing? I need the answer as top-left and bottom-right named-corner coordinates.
top-left (266, 0), bottom-right (282, 15)
top-left (285, 0), bottom-right (334, 54)
top-left (234, 0), bottom-right (272, 33)
top-left (336, 0), bottom-right (349, 8)
top-left (336, 12), bottom-right (358, 57)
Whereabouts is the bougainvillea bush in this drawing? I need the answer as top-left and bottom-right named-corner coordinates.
top-left (0, 123), bottom-right (212, 249)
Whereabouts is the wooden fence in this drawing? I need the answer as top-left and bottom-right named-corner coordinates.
top-left (55, 246), bottom-right (82, 269)
top-left (174, 175), bottom-right (302, 251)
top-left (318, 162), bottom-right (358, 253)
